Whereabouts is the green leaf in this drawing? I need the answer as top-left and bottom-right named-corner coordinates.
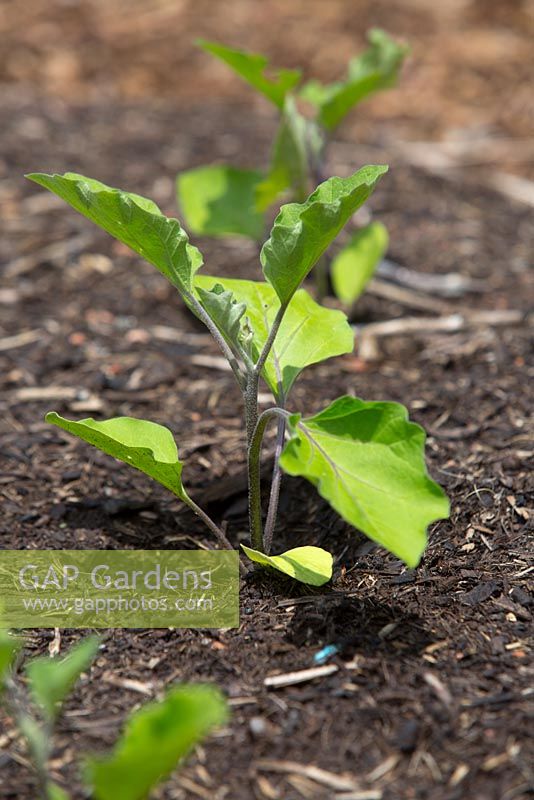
top-left (19, 715), bottom-right (48, 770)
top-left (86, 684), bottom-right (227, 800)
top-left (47, 785), bottom-right (71, 800)
top-left (279, 396), bottom-right (449, 568)
top-left (46, 414), bottom-right (189, 501)
top-left (196, 282), bottom-right (250, 363)
top-left (198, 40), bottom-right (301, 108)
top-left (301, 29), bottom-right (408, 130)
top-left (261, 166), bottom-right (387, 306)
top-left (26, 636), bottom-right (100, 721)
top-left (177, 164), bottom-right (264, 240)
top-left (241, 545), bottom-right (333, 586)
top-left (25, 173), bottom-right (203, 296)
top-left (256, 96), bottom-right (311, 211)
top-left (0, 628), bottom-right (21, 690)
top-left (331, 221), bottom-right (389, 305)
top-left (195, 276), bottom-right (354, 400)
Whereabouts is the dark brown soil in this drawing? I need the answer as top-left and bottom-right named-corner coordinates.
top-left (1, 2), bottom-right (533, 799)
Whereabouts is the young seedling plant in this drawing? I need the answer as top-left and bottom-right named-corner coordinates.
top-left (0, 629), bottom-right (227, 800)
top-left (27, 167), bottom-right (449, 586)
top-left (177, 30), bottom-right (407, 304)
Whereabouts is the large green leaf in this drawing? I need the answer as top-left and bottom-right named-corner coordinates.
top-left (301, 29), bottom-right (408, 130)
top-left (25, 173), bottom-right (203, 295)
top-left (86, 684), bottom-right (228, 800)
top-left (242, 545), bottom-right (333, 586)
top-left (198, 40), bottom-right (301, 108)
top-left (280, 396), bottom-right (449, 567)
top-left (331, 221), bottom-right (389, 305)
top-left (261, 166), bottom-right (387, 305)
top-left (0, 628), bottom-right (21, 690)
top-left (26, 636), bottom-right (100, 721)
top-left (177, 164), bottom-right (264, 240)
top-left (256, 96), bottom-right (310, 211)
top-left (46, 414), bottom-right (189, 500)
top-left (195, 276), bottom-right (354, 399)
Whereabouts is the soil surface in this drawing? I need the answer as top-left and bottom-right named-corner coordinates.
top-left (1, 2), bottom-right (533, 799)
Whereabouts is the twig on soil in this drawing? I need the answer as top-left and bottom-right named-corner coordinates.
top-left (5, 233), bottom-right (93, 278)
top-left (255, 759), bottom-right (361, 792)
top-left (376, 259), bottom-right (485, 297)
top-left (423, 671), bottom-right (454, 708)
top-left (264, 664), bottom-right (338, 688)
top-left (355, 309), bottom-right (528, 361)
top-left (149, 325), bottom-right (210, 345)
top-left (366, 278), bottom-right (454, 314)
top-left (13, 386), bottom-right (79, 402)
top-left (395, 137), bottom-right (534, 169)
top-left (394, 140), bottom-right (534, 208)
top-left (189, 353), bottom-right (232, 372)
top-left (0, 329), bottom-right (44, 352)
top-left (175, 776), bottom-right (213, 799)
top-left (486, 172), bottom-right (534, 208)
top-left (366, 755), bottom-right (400, 783)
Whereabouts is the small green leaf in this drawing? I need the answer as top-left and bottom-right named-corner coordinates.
top-left (256, 96), bottom-right (310, 211)
top-left (196, 283), bottom-right (250, 362)
top-left (26, 636), bottom-right (100, 721)
top-left (331, 221), bottom-right (389, 305)
top-left (0, 628), bottom-right (21, 690)
top-left (47, 784), bottom-right (71, 800)
top-left (280, 396), bottom-right (449, 568)
top-left (25, 173), bottom-right (203, 296)
top-left (242, 545), bottom-right (333, 586)
top-left (86, 684), bottom-right (227, 800)
top-left (301, 29), bottom-right (408, 130)
top-left (19, 715), bottom-right (48, 771)
top-left (198, 40), bottom-right (301, 108)
top-left (46, 414), bottom-right (189, 501)
top-left (195, 277), bottom-right (353, 400)
top-left (177, 164), bottom-right (264, 240)
top-left (261, 166), bottom-right (387, 306)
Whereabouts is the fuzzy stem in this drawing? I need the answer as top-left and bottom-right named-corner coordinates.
top-left (253, 304), bottom-right (287, 378)
top-left (263, 415), bottom-right (286, 554)
top-left (244, 303), bottom-right (288, 550)
top-left (248, 407), bottom-right (290, 552)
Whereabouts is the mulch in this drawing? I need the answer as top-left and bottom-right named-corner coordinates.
top-left (0, 1), bottom-right (533, 798)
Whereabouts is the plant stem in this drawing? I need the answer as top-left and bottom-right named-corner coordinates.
top-left (248, 407), bottom-right (289, 552)
top-left (6, 676), bottom-right (51, 800)
top-left (184, 496), bottom-right (234, 550)
top-left (263, 414), bottom-right (286, 554)
top-left (244, 301), bottom-right (286, 445)
top-left (244, 304), bottom-right (288, 550)
top-left (253, 304), bottom-right (287, 378)
top-left (184, 290), bottom-right (246, 390)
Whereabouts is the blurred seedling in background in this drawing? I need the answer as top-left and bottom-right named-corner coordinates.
top-left (26, 168), bottom-right (449, 585)
top-left (177, 30), bottom-right (406, 304)
top-left (0, 629), bottom-right (227, 800)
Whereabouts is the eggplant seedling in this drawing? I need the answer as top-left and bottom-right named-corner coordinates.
top-left (0, 630), bottom-right (227, 800)
top-left (27, 167), bottom-right (449, 585)
top-left (177, 30), bottom-right (407, 303)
